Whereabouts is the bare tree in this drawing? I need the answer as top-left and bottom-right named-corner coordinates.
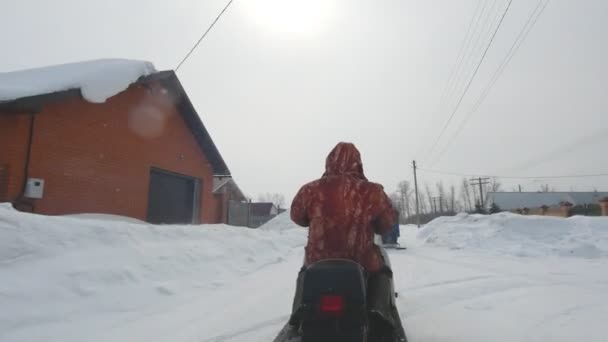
top-left (460, 178), bottom-right (473, 212)
top-left (258, 193), bottom-right (286, 209)
top-left (490, 178), bottom-right (502, 192)
top-left (454, 198), bottom-right (463, 212)
top-left (396, 181), bottom-right (412, 217)
top-left (389, 193), bottom-right (403, 222)
top-left (425, 184), bottom-right (434, 214)
top-left (540, 184), bottom-right (554, 192)
top-left (418, 191), bottom-right (428, 214)
top-left (449, 185), bottom-right (456, 212)
top-left (436, 181), bottom-right (447, 212)
top-left (390, 193), bottom-right (401, 206)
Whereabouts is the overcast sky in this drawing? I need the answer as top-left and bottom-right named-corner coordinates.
top-left (2, 0), bottom-right (607, 203)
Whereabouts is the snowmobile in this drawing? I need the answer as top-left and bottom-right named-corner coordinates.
top-left (382, 243), bottom-right (406, 250)
top-left (273, 246), bottom-right (407, 342)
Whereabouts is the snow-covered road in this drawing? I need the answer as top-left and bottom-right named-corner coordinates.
top-left (393, 239), bottom-right (608, 341)
top-left (1, 206), bottom-right (607, 342)
top-left (193, 228), bottom-right (608, 342)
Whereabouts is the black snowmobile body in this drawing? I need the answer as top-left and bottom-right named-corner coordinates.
top-left (273, 248), bottom-right (407, 342)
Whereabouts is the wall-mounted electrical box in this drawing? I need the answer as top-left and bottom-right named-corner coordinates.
top-left (24, 178), bottom-right (44, 199)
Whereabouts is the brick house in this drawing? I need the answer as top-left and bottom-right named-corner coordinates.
top-left (0, 60), bottom-right (245, 224)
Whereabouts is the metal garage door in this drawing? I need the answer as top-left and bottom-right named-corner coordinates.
top-left (0, 164), bottom-right (7, 202)
top-left (146, 168), bottom-right (200, 224)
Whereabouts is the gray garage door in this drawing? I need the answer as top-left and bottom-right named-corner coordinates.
top-left (147, 168), bottom-right (200, 224)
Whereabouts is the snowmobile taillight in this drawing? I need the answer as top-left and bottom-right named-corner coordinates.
top-left (319, 295), bottom-right (344, 314)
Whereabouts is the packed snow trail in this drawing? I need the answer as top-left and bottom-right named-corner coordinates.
top-left (1, 206), bottom-right (608, 342)
top-left (393, 228), bottom-right (608, 342)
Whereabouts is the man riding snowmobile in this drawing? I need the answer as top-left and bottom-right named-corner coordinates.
top-left (280, 142), bottom-right (406, 342)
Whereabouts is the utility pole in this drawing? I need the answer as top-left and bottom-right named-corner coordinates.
top-left (247, 198), bottom-right (252, 228)
top-left (412, 160), bottom-right (421, 228)
top-left (470, 177), bottom-right (491, 209)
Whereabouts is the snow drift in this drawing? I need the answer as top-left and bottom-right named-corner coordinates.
top-left (258, 211), bottom-right (300, 231)
top-left (0, 59), bottom-right (156, 103)
top-left (0, 205), bottom-right (305, 342)
top-left (418, 212), bottom-right (608, 258)
top-left (3, 206), bottom-right (608, 342)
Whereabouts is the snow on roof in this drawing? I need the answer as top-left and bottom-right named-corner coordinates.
top-left (0, 59), bottom-right (157, 104)
top-left (212, 177), bottom-right (233, 193)
top-left (488, 191), bottom-right (608, 210)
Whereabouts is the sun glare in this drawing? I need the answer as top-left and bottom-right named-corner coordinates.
top-left (244, 0), bottom-right (335, 36)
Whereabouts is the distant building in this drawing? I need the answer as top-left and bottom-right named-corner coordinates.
top-left (0, 60), bottom-right (244, 224)
top-left (228, 201), bottom-right (280, 228)
top-left (249, 202), bottom-right (279, 227)
top-left (213, 176), bottom-right (247, 224)
top-left (488, 191), bottom-right (608, 217)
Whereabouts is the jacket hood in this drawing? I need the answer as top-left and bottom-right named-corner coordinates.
top-left (323, 142), bottom-right (367, 180)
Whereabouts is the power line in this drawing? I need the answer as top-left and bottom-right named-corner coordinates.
top-left (175, 0), bottom-right (235, 71)
top-left (430, 0), bottom-right (548, 167)
top-left (429, 0), bottom-right (551, 167)
top-left (443, 0), bottom-right (500, 111)
top-left (437, 0), bottom-right (485, 110)
top-left (427, 0), bottom-right (511, 159)
top-left (417, 0), bottom-right (490, 160)
top-left (417, 167), bottom-right (608, 179)
top-left (506, 125), bottom-right (607, 174)
top-left (425, 0), bottom-right (513, 161)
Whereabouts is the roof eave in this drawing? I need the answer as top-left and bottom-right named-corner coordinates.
top-left (154, 71), bottom-right (231, 176)
top-left (1, 70), bottom-right (232, 177)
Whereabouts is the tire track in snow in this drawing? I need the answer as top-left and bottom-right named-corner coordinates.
top-left (398, 275), bottom-right (494, 293)
top-left (199, 315), bottom-right (289, 342)
top-left (397, 248), bottom-right (582, 285)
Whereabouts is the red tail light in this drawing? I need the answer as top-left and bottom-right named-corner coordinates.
top-left (320, 295), bottom-right (344, 314)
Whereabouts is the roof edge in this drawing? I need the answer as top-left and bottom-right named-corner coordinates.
top-left (0, 69), bottom-right (232, 176)
top-left (153, 70), bottom-right (231, 176)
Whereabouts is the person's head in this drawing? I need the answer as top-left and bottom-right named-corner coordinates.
top-left (323, 142), bottom-right (367, 180)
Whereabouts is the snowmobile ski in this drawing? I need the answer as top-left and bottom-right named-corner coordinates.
top-left (383, 243), bottom-right (407, 250)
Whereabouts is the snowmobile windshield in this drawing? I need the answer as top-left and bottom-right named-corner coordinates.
top-left (323, 142), bottom-right (367, 181)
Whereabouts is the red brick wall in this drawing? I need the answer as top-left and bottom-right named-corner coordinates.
top-left (214, 191), bottom-right (229, 224)
top-left (0, 113), bottom-right (31, 201)
top-left (0, 81), bottom-right (222, 223)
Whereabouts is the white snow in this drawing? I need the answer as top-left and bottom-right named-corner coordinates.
top-left (0, 204), bottom-right (305, 342)
top-left (258, 211), bottom-right (296, 231)
top-left (62, 213), bottom-right (148, 224)
top-left (0, 59), bottom-right (157, 103)
top-left (418, 212), bottom-right (608, 258)
top-left (1, 205), bottom-right (607, 342)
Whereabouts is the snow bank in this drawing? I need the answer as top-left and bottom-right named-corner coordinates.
top-left (0, 59), bottom-right (156, 103)
top-left (418, 212), bottom-right (608, 258)
top-left (0, 205), bottom-right (306, 341)
top-left (258, 211), bottom-right (301, 231)
top-left (63, 213), bottom-right (148, 224)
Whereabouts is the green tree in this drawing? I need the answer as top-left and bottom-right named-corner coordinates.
top-left (489, 202), bottom-right (501, 214)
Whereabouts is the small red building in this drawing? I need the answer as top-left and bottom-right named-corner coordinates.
top-left (0, 60), bottom-right (245, 224)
